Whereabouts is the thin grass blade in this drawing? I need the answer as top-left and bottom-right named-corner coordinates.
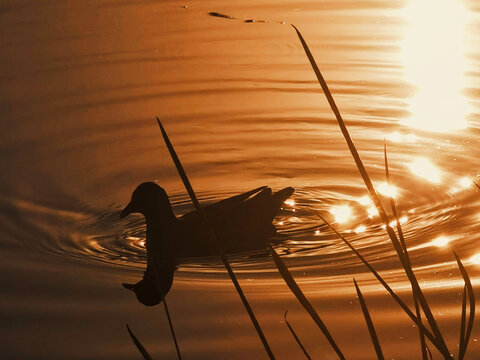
top-left (284, 311), bottom-right (312, 360)
top-left (163, 299), bottom-right (182, 360)
top-left (427, 346), bottom-right (434, 360)
top-left (292, 25), bottom-right (450, 358)
top-left (126, 324), bottom-right (154, 360)
top-left (414, 295), bottom-right (428, 360)
top-left (353, 279), bottom-right (384, 360)
top-left (268, 243), bottom-right (345, 360)
top-left (454, 252), bottom-right (475, 360)
top-left (156, 117), bottom-right (275, 359)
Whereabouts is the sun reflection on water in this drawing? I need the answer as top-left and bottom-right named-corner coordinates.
top-left (356, 195), bottom-right (371, 206)
top-left (354, 225), bottom-right (366, 234)
top-left (377, 182), bottom-right (398, 199)
top-left (470, 253), bottom-right (480, 265)
top-left (330, 205), bottom-right (352, 224)
top-left (431, 236), bottom-right (451, 248)
top-left (450, 176), bottom-right (472, 193)
top-left (284, 199), bottom-right (295, 207)
top-left (386, 132), bottom-right (418, 143)
top-left (408, 157), bottom-right (441, 183)
top-left (401, 0), bottom-right (471, 132)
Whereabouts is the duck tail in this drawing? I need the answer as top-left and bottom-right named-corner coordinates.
top-left (272, 187), bottom-right (295, 209)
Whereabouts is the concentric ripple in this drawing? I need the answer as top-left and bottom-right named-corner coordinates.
top-left (4, 179), bottom-right (480, 288)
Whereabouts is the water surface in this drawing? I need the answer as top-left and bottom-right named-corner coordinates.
top-left (2, 0), bottom-right (480, 358)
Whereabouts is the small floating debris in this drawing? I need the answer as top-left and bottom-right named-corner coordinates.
top-left (244, 19), bottom-right (270, 23)
top-left (208, 12), bottom-right (236, 19)
top-left (208, 11), bottom-right (280, 24)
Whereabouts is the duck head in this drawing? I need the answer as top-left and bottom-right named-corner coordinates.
top-left (120, 182), bottom-right (173, 220)
top-left (122, 267), bottom-right (174, 306)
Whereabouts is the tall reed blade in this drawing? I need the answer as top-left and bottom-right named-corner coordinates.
top-left (126, 324), bottom-right (154, 360)
top-left (383, 144), bottom-right (407, 257)
top-left (163, 299), bottom-right (182, 360)
top-left (384, 145), bottom-right (427, 360)
top-left (314, 212), bottom-right (437, 342)
top-left (454, 252), bottom-right (475, 360)
top-left (459, 285), bottom-right (467, 360)
top-left (292, 25), bottom-right (451, 358)
top-left (268, 243), bottom-right (345, 360)
top-left (353, 279), bottom-right (384, 360)
top-left (156, 117), bottom-right (275, 359)
top-left (284, 311), bottom-right (313, 360)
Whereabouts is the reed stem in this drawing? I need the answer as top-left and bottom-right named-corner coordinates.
top-left (156, 117), bottom-right (275, 359)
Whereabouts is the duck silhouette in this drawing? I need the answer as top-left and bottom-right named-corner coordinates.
top-left (120, 182), bottom-right (294, 306)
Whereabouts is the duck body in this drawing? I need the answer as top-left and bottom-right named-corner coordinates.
top-left (120, 182), bottom-right (294, 306)
top-left (174, 185), bottom-right (294, 257)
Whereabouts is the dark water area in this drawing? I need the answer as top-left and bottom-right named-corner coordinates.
top-left (2, 0), bottom-right (480, 358)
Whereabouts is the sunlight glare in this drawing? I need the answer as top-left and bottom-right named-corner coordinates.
top-left (355, 225), bottom-right (366, 234)
top-left (386, 132), bottom-right (418, 143)
top-left (284, 199), bottom-right (295, 206)
top-left (408, 158), bottom-right (441, 183)
top-left (431, 236), bottom-right (451, 247)
top-left (357, 195), bottom-right (372, 206)
top-left (330, 205), bottom-right (352, 224)
top-left (470, 253), bottom-right (480, 265)
top-left (377, 182), bottom-right (398, 198)
top-left (367, 206), bottom-right (378, 218)
top-left (450, 177), bottom-right (472, 193)
top-left (401, 0), bottom-right (471, 132)
top-left (459, 177), bottom-right (471, 188)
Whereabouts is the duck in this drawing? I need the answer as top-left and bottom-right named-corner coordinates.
top-left (120, 182), bottom-right (294, 306)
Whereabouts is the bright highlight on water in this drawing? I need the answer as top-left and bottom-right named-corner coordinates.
top-left (408, 158), bottom-right (442, 183)
top-left (401, 0), bottom-right (471, 132)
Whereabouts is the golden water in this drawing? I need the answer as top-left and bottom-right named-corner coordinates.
top-left (2, 0), bottom-right (480, 358)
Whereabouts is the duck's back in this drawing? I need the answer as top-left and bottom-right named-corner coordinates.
top-left (174, 187), bottom-right (294, 258)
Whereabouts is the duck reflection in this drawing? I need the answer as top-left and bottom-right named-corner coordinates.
top-left (120, 182), bottom-right (294, 306)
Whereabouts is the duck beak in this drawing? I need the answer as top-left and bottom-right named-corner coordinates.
top-left (120, 202), bottom-right (134, 219)
top-left (122, 283), bottom-right (136, 291)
